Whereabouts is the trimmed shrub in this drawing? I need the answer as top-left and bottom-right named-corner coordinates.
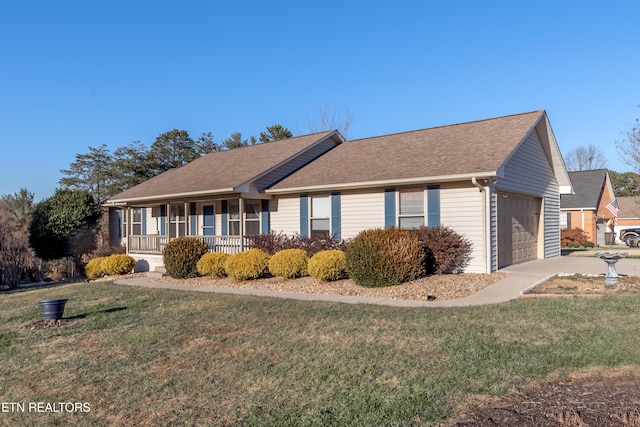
top-left (249, 231), bottom-right (347, 256)
top-left (268, 249), bottom-right (309, 279)
top-left (346, 228), bottom-right (425, 288)
top-left (308, 250), bottom-right (347, 281)
top-left (196, 252), bottom-right (229, 277)
top-left (163, 237), bottom-right (210, 279)
top-left (224, 249), bottom-right (270, 281)
top-left (414, 226), bottom-right (473, 274)
top-left (561, 228), bottom-right (588, 248)
top-left (85, 256), bottom-right (108, 279)
top-left (103, 254), bottom-right (136, 276)
top-left (584, 241), bottom-right (595, 248)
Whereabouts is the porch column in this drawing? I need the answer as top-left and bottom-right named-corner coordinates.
top-left (184, 202), bottom-right (189, 236)
top-left (239, 197), bottom-right (245, 250)
top-left (125, 207), bottom-right (131, 253)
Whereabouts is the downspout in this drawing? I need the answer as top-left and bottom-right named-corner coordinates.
top-left (472, 177), bottom-right (490, 274)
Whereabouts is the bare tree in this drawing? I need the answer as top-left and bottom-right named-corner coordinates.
top-left (564, 144), bottom-right (607, 171)
top-left (616, 117), bottom-right (640, 172)
top-left (307, 104), bottom-right (353, 138)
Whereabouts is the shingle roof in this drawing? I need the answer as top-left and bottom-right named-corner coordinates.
top-left (108, 131), bottom-right (336, 202)
top-left (267, 111), bottom-right (545, 192)
top-left (617, 196), bottom-right (640, 218)
top-left (560, 169), bottom-right (608, 210)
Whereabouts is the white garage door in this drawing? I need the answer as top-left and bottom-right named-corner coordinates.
top-left (498, 193), bottom-right (541, 268)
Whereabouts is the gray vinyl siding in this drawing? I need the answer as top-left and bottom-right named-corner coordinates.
top-left (497, 129), bottom-right (560, 258)
top-left (252, 140), bottom-right (340, 191)
top-left (108, 208), bottom-right (123, 248)
top-left (489, 188), bottom-right (498, 272)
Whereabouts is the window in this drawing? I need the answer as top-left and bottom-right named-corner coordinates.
top-left (170, 204), bottom-right (186, 237)
top-left (228, 200), bottom-right (240, 235)
top-left (202, 205), bottom-right (214, 236)
top-left (560, 212), bottom-right (571, 230)
top-left (244, 200), bottom-right (260, 236)
top-left (131, 208), bottom-right (142, 235)
top-left (120, 210), bottom-right (127, 238)
top-left (399, 189), bottom-right (424, 230)
top-left (310, 196), bottom-right (330, 238)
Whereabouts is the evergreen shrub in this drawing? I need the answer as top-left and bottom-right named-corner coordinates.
top-left (85, 256), bottom-right (108, 279)
top-left (103, 254), bottom-right (137, 276)
top-left (268, 249), bottom-right (309, 279)
top-left (163, 237), bottom-right (210, 279)
top-left (346, 228), bottom-right (424, 288)
top-left (307, 250), bottom-right (347, 281)
top-left (224, 249), bottom-right (270, 280)
top-left (196, 252), bottom-right (229, 277)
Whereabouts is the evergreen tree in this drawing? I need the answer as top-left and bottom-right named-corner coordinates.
top-left (29, 189), bottom-right (102, 271)
top-left (259, 124), bottom-right (293, 143)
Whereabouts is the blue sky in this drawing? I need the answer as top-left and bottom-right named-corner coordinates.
top-left (1, 1), bottom-right (639, 201)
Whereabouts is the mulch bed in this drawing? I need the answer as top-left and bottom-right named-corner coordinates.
top-left (447, 367), bottom-right (640, 426)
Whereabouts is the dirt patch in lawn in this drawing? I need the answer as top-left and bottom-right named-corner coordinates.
top-left (526, 274), bottom-right (640, 295)
top-left (24, 318), bottom-right (81, 330)
top-left (447, 367), bottom-right (640, 426)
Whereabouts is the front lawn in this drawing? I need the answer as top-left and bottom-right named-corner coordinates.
top-left (562, 246), bottom-right (640, 257)
top-left (1, 282), bottom-right (640, 426)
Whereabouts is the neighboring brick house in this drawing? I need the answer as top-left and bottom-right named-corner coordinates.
top-left (560, 169), bottom-right (617, 245)
top-left (614, 196), bottom-right (640, 242)
top-left (105, 110), bottom-right (572, 273)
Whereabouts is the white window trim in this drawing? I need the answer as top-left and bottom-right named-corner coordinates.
top-left (397, 188), bottom-right (426, 230)
top-left (131, 208), bottom-right (143, 235)
top-left (244, 200), bottom-right (262, 236)
top-left (309, 195), bottom-right (331, 238)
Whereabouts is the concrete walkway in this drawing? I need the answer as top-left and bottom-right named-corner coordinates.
top-left (114, 255), bottom-right (640, 308)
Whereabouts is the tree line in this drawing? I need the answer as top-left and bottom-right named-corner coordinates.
top-left (59, 124), bottom-right (293, 202)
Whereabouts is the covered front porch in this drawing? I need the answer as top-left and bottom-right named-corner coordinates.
top-left (109, 196), bottom-right (270, 266)
top-left (127, 234), bottom-right (251, 255)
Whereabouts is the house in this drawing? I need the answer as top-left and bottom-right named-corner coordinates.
top-left (105, 110), bottom-right (572, 274)
top-left (559, 169), bottom-right (617, 245)
top-left (614, 196), bottom-right (640, 242)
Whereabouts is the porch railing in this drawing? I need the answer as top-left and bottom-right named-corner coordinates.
top-left (127, 235), bottom-right (251, 255)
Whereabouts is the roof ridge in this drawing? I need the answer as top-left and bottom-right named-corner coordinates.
top-left (348, 110), bottom-right (544, 143)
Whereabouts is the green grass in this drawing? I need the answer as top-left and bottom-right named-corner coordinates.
top-left (2, 282), bottom-right (640, 426)
top-left (562, 246), bottom-right (640, 258)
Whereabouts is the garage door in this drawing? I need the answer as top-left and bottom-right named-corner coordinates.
top-left (498, 193), bottom-right (541, 268)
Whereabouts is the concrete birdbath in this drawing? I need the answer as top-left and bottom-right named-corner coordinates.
top-left (594, 252), bottom-right (628, 285)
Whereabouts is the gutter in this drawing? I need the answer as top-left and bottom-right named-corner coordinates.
top-left (265, 171), bottom-right (499, 195)
top-left (472, 176), bottom-right (491, 274)
top-left (104, 188), bottom-right (237, 206)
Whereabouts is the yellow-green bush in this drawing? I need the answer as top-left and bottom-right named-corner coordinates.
top-left (85, 256), bottom-right (108, 279)
top-left (308, 250), bottom-right (347, 281)
top-left (103, 254), bottom-right (137, 276)
top-left (346, 227), bottom-right (425, 287)
top-left (268, 249), bottom-right (308, 279)
top-left (197, 252), bottom-right (229, 277)
top-left (224, 249), bottom-right (270, 281)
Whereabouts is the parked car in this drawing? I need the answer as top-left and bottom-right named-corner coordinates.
top-left (627, 236), bottom-right (640, 247)
top-left (620, 228), bottom-right (640, 246)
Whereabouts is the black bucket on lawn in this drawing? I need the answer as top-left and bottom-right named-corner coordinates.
top-left (37, 299), bottom-right (68, 320)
